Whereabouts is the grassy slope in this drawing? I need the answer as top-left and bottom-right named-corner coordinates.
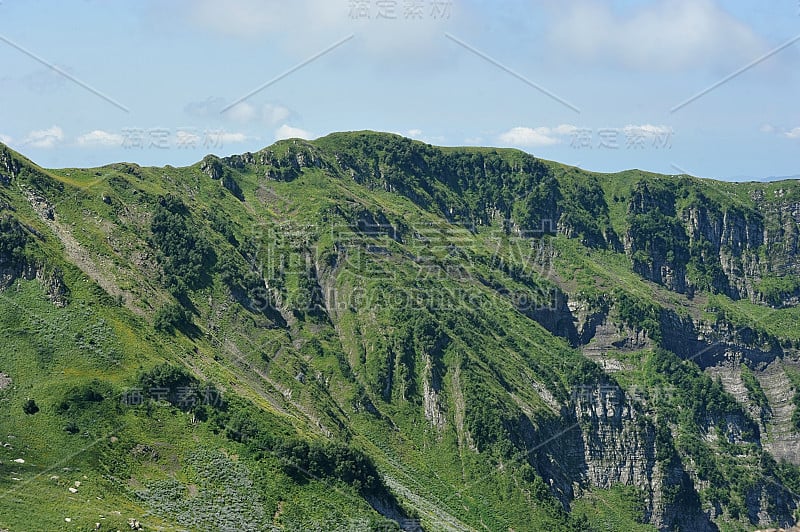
top-left (0, 134), bottom-right (798, 530)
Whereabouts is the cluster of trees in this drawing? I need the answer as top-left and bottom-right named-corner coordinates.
top-left (757, 275), bottom-right (800, 307)
top-left (557, 172), bottom-right (618, 248)
top-left (0, 214), bottom-right (28, 266)
top-left (272, 439), bottom-right (381, 493)
top-left (220, 399), bottom-right (387, 496)
top-left (364, 309), bottom-right (450, 401)
top-left (57, 380), bottom-right (111, 413)
top-left (56, 379), bottom-right (117, 435)
top-left (612, 289), bottom-right (662, 343)
top-left (19, 165), bottom-right (63, 193)
top-left (463, 385), bottom-right (519, 457)
top-left (627, 181), bottom-right (691, 275)
top-left (686, 237), bottom-right (729, 293)
top-left (153, 302), bottom-right (192, 334)
top-left (149, 195), bottom-right (215, 294)
top-left (646, 349), bottom-right (758, 438)
top-left (628, 211), bottom-right (689, 269)
top-left (129, 361), bottom-right (390, 498)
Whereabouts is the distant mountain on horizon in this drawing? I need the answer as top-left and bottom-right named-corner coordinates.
top-left (726, 173), bottom-right (800, 183)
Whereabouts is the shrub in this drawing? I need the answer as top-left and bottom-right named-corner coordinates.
top-left (22, 399), bottom-right (39, 415)
top-left (274, 439), bottom-right (381, 493)
top-left (0, 214), bottom-right (28, 266)
top-left (613, 289), bottom-right (662, 343)
top-left (57, 380), bottom-right (110, 413)
top-left (154, 302), bottom-right (192, 333)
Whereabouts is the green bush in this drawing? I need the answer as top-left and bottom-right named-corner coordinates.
top-left (0, 214), bottom-right (28, 266)
top-left (613, 289), bottom-right (662, 343)
top-left (22, 398), bottom-right (39, 415)
top-left (626, 181), bottom-right (689, 273)
top-left (757, 276), bottom-right (800, 307)
top-left (154, 302), bottom-right (192, 333)
top-left (646, 349), bottom-right (758, 437)
top-left (274, 439), bottom-right (381, 494)
top-left (57, 380), bottom-right (111, 413)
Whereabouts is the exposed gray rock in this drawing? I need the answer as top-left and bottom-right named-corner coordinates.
top-left (0, 146), bottom-right (21, 186)
top-left (199, 155), bottom-right (223, 180)
top-left (624, 182), bottom-right (800, 305)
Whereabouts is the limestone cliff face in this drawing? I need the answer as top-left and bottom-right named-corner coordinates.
top-left (532, 377), bottom-right (796, 530)
top-left (624, 182), bottom-right (800, 305)
top-left (549, 288), bottom-right (800, 530)
top-left (0, 189), bottom-right (68, 307)
top-left (526, 389), bottom-right (718, 531)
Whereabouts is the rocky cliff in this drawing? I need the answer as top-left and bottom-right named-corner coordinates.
top-left (624, 178), bottom-right (800, 306)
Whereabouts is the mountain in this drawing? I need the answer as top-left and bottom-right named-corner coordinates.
top-left (1, 131), bottom-right (799, 531)
top-left (728, 175), bottom-right (800, 183)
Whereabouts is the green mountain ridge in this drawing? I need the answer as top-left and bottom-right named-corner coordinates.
top-left (0, 131), bottom-right (799, 531)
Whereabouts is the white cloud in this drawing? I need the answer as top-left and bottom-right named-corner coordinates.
top-left (0, 134), bottom-right (12, 145)
top-left (498, 125), bottom-right (577, 147)
top-left (76, 130), bottom-right (124, 147)
top-left (191, 98), bottom-right (292, 126)
top-left (206, 131), bottom-right (250, 145)
top-left (391, 129), bottom-right (444, 144)
top-left (179, 0), bottom-right (457, 60)
top-left (758, 124), bottom-right (800, 139)
top-left (225, 102), bottom-right (257, 123)
top-left (24, 126), bottom-right (64, 149)
top-left (552, 124), bottom-right (579, 135)
top-left (546, 0), bottom-right (765, 71)
top-left (275, 124), bottom-right (312, 141)
top-left (262, 104), bottom-right (291, 126)
top-left (499, 124), bottom-right (673, 148)
top-left (784, 128), bottom-right (800, 139)
top-left (622, 124), bottom-right (673, 138)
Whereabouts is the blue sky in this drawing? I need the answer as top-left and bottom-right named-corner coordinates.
top-left (0, 0), bottom-right (798, 180)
